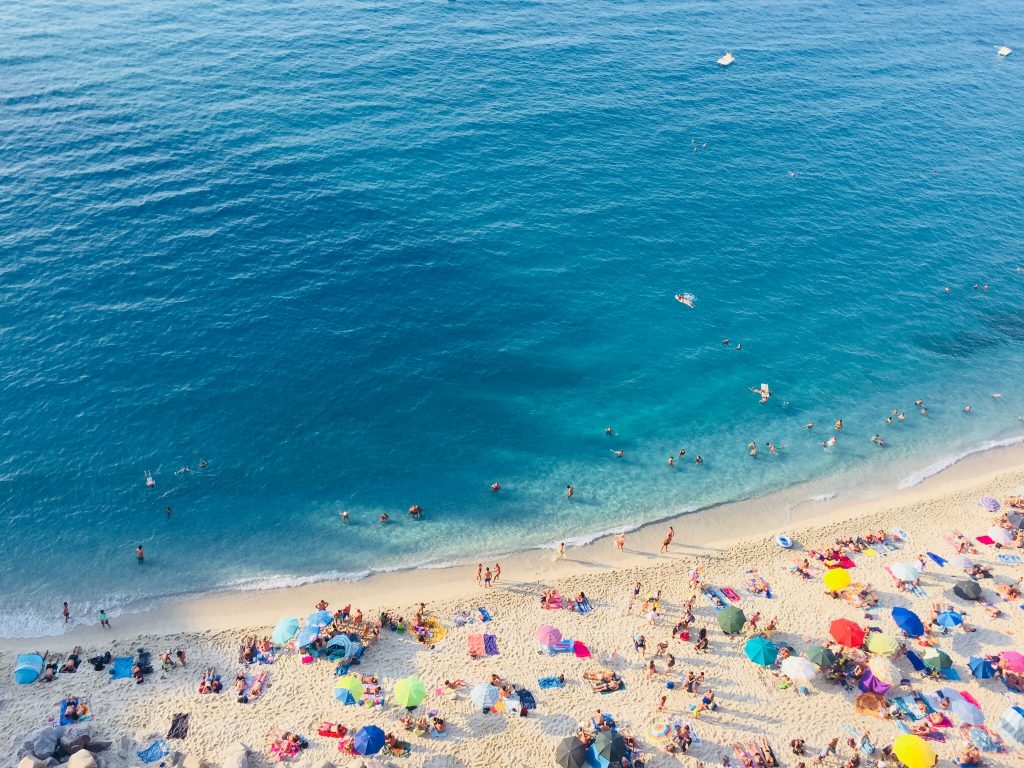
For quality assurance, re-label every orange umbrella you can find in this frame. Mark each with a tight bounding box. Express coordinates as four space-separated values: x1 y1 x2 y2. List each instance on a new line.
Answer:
830 618 865 647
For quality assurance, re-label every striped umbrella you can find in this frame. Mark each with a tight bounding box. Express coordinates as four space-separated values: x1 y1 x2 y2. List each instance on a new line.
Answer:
951 555 975 571
645 721 671 741
869 657 902 684
979 497 1001 512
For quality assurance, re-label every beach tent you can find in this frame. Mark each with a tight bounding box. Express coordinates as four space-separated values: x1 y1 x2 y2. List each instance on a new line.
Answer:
14 653 44 685
891 607 924 637
892 734 937 768
830 619 865 648
823 568 850 592
998 706 1024 746
555 736 589 768
744 637 778 667
334 675 363 705
968 656 995 679
780 656 816 683
591 732 627 767
393 676 426 709
271 618 299 645
923 648 952 670
536 625 561 646
866 633 900 655
953 581 981 600
717 606 745 634
470 683 500 710
352 725 385 756
804 645 836 666
306 610 333 629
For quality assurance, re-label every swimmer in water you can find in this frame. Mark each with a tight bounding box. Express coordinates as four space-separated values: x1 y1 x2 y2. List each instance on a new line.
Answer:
992 393 1003 399
145 471 155 488
678 448 686 457
914 400 923 407
491 482 501 493
198 459 208 468
871 435 886 447
822 436 837 449
176 466 191 474
668 456 674 466
886 416 893 425
964 405 972 413
408 505 422 519
340 510 350 523
722 338 730 345
605 427 614 435
834 419 843 430
920 408 927 415
805 422 814 430
566 484 574 499
748 441 758 458
735 343 742 350
694 455 703 464
767 442 778 456
379 513 390 523
611 449 624 458
944 287 951 293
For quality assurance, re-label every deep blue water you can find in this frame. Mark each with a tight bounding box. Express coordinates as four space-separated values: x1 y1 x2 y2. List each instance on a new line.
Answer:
2 0 1023 636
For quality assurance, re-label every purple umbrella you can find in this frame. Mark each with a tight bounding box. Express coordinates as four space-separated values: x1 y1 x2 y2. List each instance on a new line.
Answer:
979 497 1001 512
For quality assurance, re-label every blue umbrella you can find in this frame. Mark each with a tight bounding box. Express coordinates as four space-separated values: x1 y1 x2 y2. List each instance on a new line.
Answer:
969 656 995 679
271 617 299 645
353 725 385 755
470 683 500 709
306 610 333 629
936 611 962 628
295 625 320 648
891 607 924 637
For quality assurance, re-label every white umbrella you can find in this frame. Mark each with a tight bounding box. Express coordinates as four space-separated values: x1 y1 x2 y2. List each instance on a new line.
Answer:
869 657 902 684
890 562 921 582
780 656 817 683
470 683 500 708
988 526 1013 545
951 554 975 571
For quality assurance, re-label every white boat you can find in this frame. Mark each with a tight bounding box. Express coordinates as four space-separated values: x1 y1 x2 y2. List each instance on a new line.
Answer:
718 51 734 66
997 46 1012 57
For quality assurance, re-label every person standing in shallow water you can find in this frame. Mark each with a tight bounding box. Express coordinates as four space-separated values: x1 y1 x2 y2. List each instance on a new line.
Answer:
63 601 70 624
135 545 144 564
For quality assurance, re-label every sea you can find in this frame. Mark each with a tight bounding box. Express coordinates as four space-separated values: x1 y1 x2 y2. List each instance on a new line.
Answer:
1 0 1023 638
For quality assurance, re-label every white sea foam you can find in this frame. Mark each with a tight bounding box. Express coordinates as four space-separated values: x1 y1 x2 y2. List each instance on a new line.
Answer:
897 435 1024 489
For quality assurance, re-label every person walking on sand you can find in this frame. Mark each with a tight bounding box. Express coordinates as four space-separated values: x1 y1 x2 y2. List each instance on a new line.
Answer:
476 563 483 586
616 533 626 552
135 545 145 564
493 563 501 583
62 601 70 624
556 542 566 560
98 609 111 629
660 526 675 553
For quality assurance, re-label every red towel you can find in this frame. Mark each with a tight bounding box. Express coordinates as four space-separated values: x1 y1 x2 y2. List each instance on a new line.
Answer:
467 634 486 657
573 641 591 658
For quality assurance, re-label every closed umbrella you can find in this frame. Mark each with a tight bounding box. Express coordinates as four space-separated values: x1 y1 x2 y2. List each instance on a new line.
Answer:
804 645 836 667
352 726 385 756
866 633 900 655
979 496 1001 512
869 657 901 685
892 734 937 768
717 606 746 634
923 648 952 670
469 683 500 709
997 706 1024 746
744 636 778 667
307 610 334 629
935 611 962 628
891 607 924 637
393 676 426 709
954 580 982 600
1001 651 1024 673
823 568 851 592
271 617 299 645
988 526 1013 545
968 656 995 679
890 563 921 582
593 732 627 765
536 625 562 646
780 656 817 683
555 736 589 768
830 619 865 647
951 555 975 571
334 675 364 705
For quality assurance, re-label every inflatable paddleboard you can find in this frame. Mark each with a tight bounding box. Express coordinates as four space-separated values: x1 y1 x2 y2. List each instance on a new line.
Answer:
775 535 793 549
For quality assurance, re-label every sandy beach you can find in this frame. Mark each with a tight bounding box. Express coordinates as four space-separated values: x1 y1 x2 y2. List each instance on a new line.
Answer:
4 447 1024 768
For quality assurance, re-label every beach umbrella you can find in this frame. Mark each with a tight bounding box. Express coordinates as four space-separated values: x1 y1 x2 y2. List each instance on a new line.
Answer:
644 721 671 741
1001 651 1024 673
295 625 321 648
953 580 982 600
555 736 588 768
744 636 779 667
593 732 627 765
890 563 921 582
780 656 817 683
353 725 385 756
1009 512 1024 529
470 683 500 709
997 706 1024 746
951 555 975 571
892 734 937 768
717 606 746 635
968 656 995 679
923 648 952 670
804 645 836 667
979 496 1001 512
327 634 355 660
988 526 1013 545
935 611 962 628
393 676 426 709
858 670 891 695
866 633 900 655
306 610 334 629
869 657 901 685
823 568 851 592
855 693 886 718
334 674 364 705
891 607 924 637
950 698 984 725
536 625 561 646
271 617 299 645
830 619 865 648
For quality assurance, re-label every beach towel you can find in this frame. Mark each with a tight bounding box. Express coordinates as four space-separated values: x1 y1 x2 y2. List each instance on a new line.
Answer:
998 554 1023 565
599 681 625 695
318 725 347 738
538 676 564 689
721 587 741 602
927 552 947 567
167 713 190 739
976 536 995 546
59 698 92 725
843 724 875 754
703 591 725 612
893 696 927 721
667 717 702 745
483 634 500 656
110 657 134 680
518 688 537 711
137 740 170 764
478 607 492 622
547 638 574 655
575 598 593 614
896 720 911 734
573 641 591 659
834 557 857 569
862 548 878 557
710 587 731 605
467 634 485 658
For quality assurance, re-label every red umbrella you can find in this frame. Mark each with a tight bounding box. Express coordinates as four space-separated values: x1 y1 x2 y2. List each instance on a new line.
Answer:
830 619 865 647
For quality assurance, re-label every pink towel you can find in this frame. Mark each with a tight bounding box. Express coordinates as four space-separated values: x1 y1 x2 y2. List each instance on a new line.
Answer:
960 690 981 708
467 634 486 658
573 641 591 658
976 535 995 546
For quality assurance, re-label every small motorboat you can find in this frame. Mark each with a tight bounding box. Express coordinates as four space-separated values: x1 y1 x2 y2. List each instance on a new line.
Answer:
718 51 734 66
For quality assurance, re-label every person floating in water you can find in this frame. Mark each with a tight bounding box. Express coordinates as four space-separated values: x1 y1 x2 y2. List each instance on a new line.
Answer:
340 510 350 524
611 449 624 458
165 506 172 520
605 427 614 435
145 471 155 488
379 513 390 523
198 459 208 468
767 442 779 456
748 441 758 458
871 434 886 447
822 436 837 449
408 505 422 519
491 482 501 493
566 484 574 499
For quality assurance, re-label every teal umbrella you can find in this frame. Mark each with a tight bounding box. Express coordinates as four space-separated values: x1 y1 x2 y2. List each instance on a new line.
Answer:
717 606 746 634
923 648 952 670
271 617 299 645
744 636 779 666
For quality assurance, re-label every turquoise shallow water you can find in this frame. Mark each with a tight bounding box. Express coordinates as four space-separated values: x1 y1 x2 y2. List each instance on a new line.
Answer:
1 0 1023 636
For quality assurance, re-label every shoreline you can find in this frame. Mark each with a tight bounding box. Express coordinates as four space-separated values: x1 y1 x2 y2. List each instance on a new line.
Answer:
7 439 1024 650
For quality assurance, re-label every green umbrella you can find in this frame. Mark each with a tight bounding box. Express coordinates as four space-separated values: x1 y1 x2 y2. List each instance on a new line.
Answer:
393 676 427 708
717 605 746 634
804 645 837 666
923 648 952 670
744 636 779 666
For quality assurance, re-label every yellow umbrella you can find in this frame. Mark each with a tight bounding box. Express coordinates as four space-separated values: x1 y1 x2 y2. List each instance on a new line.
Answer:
866 633 900 655
892 734 937 768
823 568 851 592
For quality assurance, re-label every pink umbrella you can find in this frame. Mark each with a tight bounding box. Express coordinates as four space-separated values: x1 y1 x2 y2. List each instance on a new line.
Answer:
1001 651 1024 672
536 624 562 646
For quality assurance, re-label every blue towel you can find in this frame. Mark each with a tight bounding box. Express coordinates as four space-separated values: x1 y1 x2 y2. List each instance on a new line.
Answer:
927 552 947 567
538 676 564 689
905 650 926 672
575 599 593 614
547 639 574 655
998 554 1023 565
110 657 134 679
478 607 492 622
518 689 537 710
137 740 170 764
